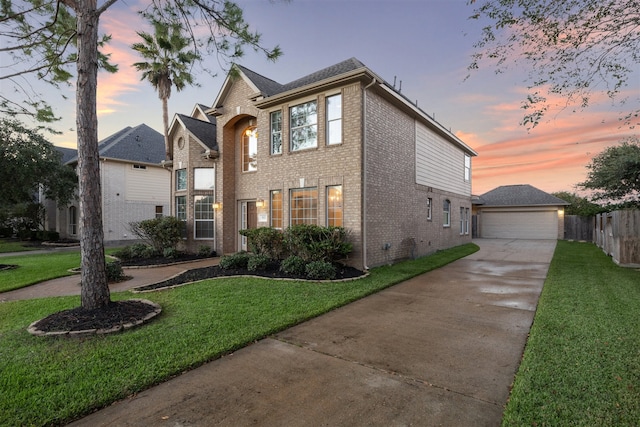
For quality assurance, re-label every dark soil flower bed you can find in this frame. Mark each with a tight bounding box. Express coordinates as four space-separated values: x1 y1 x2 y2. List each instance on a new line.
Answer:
0 264 18 271
118 253 214 267
135 263 366 292
30 300 159 333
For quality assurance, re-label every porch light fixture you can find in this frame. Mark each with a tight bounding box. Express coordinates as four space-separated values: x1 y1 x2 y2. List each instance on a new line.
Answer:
255 198 265 208
212 202 222 210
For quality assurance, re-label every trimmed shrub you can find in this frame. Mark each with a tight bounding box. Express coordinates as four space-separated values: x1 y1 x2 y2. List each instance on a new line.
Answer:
198 245 213 257
239 227 285 260
112 246 133 260
279 255 306 276
219 252 251 270
305 261 336 280
129 216 183 254
105 261 125 282
163 247 178 259
130 243 155 259
284 224 352 263
247 254 271 272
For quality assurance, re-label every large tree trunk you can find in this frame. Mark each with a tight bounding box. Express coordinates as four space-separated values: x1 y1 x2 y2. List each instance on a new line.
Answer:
76 0 110 309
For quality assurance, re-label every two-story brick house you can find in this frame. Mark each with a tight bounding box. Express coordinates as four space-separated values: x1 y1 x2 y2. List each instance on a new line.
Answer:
168 58 477 269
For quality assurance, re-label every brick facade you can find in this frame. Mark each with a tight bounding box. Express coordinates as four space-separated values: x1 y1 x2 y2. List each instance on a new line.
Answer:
170 59 476 269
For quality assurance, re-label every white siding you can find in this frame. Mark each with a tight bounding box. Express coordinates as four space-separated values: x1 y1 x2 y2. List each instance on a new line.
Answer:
126 165 171 202
415 122 471 196
101 161 170 243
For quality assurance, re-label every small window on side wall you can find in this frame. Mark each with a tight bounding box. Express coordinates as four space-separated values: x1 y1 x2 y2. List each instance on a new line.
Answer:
427 197 432 221
443 199 451 227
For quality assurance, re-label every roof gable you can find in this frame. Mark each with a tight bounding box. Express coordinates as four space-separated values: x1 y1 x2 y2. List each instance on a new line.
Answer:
175 114 217 151
68 124 165 165
478 185 570 207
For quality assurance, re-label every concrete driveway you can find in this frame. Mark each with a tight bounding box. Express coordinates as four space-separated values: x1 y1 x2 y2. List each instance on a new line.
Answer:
70 239 556 427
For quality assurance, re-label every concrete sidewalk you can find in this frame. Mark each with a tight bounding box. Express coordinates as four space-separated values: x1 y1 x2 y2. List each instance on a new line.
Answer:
67 238 556 427
0 258 218 301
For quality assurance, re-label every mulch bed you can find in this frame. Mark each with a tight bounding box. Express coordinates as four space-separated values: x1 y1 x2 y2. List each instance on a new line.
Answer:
30 300 158 333
118 253 212 267
135 262 366 292
0 264 18 271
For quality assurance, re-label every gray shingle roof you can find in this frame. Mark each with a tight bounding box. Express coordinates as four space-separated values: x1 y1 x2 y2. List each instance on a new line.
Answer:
477 185 570 206
67 124 165 165
177 114 217 150
281 57 366 92
236 65 284 97
238 57 367 98
55 146 77 164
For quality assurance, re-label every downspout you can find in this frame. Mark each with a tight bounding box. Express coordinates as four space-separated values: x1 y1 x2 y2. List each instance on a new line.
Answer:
362 77 377 270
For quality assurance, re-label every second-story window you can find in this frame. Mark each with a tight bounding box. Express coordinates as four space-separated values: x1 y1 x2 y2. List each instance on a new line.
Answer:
464 154 471 182
270 110 282 155
242 127 257 172
290 100 317 151
176 169 187 191
194 168 214 190
326 94 342 145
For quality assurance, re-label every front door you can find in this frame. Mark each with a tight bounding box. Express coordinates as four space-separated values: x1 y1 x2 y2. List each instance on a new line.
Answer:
239 201 257 251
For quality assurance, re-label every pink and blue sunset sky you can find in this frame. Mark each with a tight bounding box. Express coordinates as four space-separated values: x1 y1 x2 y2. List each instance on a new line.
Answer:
35 0 639 196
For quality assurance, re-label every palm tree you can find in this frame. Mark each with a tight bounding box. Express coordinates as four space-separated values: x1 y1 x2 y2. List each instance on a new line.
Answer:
132 21 200 160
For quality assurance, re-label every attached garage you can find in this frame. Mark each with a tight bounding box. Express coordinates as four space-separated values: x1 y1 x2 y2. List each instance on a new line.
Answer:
473 185 569 240
479 208 559 239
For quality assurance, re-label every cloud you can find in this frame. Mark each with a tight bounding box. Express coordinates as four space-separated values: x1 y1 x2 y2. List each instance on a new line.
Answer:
96 5 153 117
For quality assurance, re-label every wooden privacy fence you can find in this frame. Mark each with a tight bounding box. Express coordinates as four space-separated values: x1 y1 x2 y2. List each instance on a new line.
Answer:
593 209 640 268
564 215 593 241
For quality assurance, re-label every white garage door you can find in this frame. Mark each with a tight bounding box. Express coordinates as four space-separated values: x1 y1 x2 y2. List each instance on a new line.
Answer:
481 210 558 239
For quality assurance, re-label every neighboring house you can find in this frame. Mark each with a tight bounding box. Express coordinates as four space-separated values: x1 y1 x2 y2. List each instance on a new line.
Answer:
168 58 477 269
53 124 171 244
41 146 78 234
473 184 569 239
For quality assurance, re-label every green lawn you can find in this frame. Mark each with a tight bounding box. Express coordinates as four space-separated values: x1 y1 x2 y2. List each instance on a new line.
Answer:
0 239 38 254
0 248 123 293
0 252 81 292
0 243 478 427
502 240 640 426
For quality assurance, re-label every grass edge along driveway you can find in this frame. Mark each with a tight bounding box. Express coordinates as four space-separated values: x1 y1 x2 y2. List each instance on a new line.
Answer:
1 243 477 427
502 240 640 426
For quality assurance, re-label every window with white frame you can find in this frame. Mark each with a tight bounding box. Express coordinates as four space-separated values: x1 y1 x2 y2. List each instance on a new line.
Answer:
194 168 215 190
327 185 343 226
68 206 77 235
290 187 318 225
176 169 187 191
155 206 163 218
460 207 465 234
464 154 471 182
290 100 317 151
175 195 187 238
427 197 432 220
270 190 283 229
465 208 470 235
270 110 282 155
242 127 257 172
194 195 214 239
443 199 451 227
326 94 342 145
